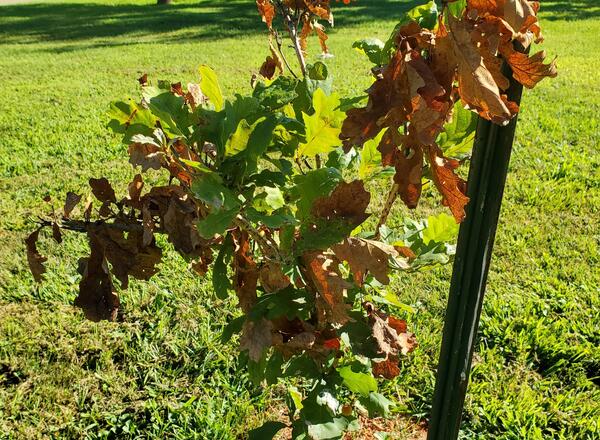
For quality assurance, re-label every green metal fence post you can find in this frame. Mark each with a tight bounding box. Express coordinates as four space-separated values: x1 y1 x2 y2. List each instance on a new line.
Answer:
427 59 525 440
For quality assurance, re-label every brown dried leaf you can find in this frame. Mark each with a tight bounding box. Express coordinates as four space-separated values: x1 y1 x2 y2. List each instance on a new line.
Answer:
185 82 205 110
366 303 417 359
303 252 351 325
259 262 291 293
233 230 259 313
128 174 144 205
75 235 119 322
388 130 424 209
445 14 517 124
256 0 275 29
260 41 285 80
89 225 162 290
63 192 82 218
52 222 62 244
89 177 117 204
331 237 398 287
500 46 557 89
426 145 469 223
170 82 184 96
25 229 47 283
311 180 370 227
372 355 401 379
161 191 208 256
128 142 165 172
83 196 93 222
240 318 274 362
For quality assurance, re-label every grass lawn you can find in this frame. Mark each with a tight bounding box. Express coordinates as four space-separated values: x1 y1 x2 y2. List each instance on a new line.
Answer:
1 0 599 438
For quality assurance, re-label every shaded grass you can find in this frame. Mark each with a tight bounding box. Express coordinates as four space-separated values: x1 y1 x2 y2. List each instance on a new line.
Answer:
1 0 599 439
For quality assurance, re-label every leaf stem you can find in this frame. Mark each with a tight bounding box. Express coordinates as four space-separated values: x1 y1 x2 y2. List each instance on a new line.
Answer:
374 183 399 239
275 0 307 76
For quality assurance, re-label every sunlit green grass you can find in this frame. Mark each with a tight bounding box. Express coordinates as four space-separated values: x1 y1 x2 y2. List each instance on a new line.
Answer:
1 0 599 439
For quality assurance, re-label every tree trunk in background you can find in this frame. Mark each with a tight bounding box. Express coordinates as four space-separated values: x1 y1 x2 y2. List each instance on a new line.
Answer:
157 0 172 4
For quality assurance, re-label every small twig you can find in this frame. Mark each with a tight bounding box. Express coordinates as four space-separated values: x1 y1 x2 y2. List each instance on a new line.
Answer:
39 218 145 234
295 157 306 174
274 30 299 79
373 183 399 239
315 154 322 169
275 0 307 76
234 215 284 263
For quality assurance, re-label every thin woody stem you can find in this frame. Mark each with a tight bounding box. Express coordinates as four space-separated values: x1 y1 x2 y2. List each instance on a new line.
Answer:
273 31 299 79
234 215 284 263
374 183 399 239
275 0 307 76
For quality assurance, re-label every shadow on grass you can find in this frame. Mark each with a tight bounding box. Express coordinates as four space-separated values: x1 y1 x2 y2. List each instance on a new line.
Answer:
1 0 595 51
539 0 600 21
0 0 412 49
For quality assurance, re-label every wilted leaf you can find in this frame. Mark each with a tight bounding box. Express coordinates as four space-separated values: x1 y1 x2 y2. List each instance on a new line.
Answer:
128 142 165 172
75 235 119 322
52 222 62 244
240 318 273 362
388 130 424 209
259 262 291 293
444 15 517 124
372 356 401 380
89 177 117 204
332 237 398 286
256 0 275 29
425 145 469 223
128 174 144 205
89 225 162 289
366 303 416 377
501 47 557 89
311 180 370 227
63 192 82 218
233 230 259 313
303 252 351 325
25 229 47 283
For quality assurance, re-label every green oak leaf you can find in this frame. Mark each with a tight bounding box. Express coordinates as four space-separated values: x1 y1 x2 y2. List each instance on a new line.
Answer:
248 421 287 440
358 129 388 180
422 212 459 245
253 76 299 110
199 64 224 111
359 392 394 418
191 173 239 210
447 0 467 17
437 102 477 159
225 117 266 157
212 234 233 300
196 207 238 238
307 417 349 440
352 38 385 66
338 365 378 397
220 315 244 343
297 89 345 157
